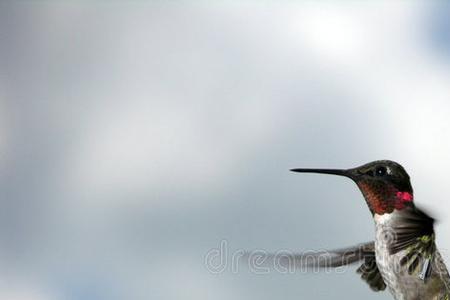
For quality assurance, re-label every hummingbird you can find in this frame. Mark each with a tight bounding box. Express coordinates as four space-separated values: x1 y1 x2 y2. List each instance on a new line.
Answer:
289 160 450 300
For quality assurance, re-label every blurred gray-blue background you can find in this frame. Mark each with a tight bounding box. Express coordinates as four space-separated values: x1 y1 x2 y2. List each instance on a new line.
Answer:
1 1 450 299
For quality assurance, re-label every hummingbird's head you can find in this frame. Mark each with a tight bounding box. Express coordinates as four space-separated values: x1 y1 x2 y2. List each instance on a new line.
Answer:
291 160 414 215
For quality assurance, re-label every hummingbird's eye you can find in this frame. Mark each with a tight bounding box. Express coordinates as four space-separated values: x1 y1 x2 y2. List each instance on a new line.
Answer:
375 166 387 176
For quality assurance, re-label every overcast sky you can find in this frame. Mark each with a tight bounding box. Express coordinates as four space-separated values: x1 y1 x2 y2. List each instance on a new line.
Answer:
0 1 450 300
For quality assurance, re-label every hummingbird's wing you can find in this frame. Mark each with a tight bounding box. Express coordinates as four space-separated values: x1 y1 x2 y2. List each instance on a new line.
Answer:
388 206 436 279
323 242 386 291
309 241 375 267
356 249 387 291
318 241 386 291
245 241 386 292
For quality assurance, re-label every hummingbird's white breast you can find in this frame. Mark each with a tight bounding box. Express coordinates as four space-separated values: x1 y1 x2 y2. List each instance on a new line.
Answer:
374 212 443 300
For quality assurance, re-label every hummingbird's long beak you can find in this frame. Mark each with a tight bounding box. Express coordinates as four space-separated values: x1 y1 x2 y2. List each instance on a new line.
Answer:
290 168 355 179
